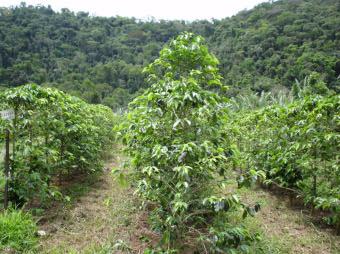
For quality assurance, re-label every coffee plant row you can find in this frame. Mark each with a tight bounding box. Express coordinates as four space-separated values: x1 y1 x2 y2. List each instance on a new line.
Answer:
121 33 260 253
226 93 339 232
0 84 116 205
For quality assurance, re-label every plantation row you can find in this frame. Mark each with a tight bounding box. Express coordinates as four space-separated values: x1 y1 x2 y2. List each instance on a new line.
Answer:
0 84 116 205
226 93 340 231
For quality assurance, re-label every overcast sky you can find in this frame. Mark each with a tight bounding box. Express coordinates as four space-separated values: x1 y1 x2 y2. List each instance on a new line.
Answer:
1 0 268 21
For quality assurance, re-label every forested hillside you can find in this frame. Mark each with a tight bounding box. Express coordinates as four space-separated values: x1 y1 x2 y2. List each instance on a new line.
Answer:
0 0 339 109
211 0 340 94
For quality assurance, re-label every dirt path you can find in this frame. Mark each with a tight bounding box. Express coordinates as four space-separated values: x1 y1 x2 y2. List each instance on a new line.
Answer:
37 151 157 254
36 151 340 253
237 186 340 254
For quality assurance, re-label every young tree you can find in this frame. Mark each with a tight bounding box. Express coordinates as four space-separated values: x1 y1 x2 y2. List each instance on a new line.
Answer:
123 33 256 253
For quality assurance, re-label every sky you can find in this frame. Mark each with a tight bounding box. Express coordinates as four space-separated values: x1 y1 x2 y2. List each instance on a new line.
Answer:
1 0 268 21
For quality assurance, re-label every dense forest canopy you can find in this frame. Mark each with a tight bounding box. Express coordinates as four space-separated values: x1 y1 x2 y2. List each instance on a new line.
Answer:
0 0 339 109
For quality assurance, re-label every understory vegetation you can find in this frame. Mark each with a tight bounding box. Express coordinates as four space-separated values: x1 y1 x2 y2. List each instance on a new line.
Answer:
0 209 37 251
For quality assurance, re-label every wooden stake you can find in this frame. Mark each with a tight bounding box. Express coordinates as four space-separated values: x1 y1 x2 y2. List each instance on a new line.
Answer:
4 129 10 209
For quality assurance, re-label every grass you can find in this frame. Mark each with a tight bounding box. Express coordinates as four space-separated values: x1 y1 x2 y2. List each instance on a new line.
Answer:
0 209 38 252
235 185 340 254
22 147 340 253
37 147 155 253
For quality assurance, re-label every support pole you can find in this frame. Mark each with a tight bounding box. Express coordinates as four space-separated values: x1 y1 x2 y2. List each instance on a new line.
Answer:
4 129 10 209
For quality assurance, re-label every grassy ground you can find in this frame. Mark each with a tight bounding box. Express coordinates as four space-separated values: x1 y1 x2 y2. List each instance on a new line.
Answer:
236 186 340 254
34 150 340 253
36 148 157 253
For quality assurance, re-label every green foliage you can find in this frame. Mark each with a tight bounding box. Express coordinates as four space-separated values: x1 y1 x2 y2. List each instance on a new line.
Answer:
229 89 294 112
0 209 38 252
211 0 339 94
0 172 5 202
122 32 257 252
293 72 331 98
0 84 116 205
227 90 340 231
0 0 339 105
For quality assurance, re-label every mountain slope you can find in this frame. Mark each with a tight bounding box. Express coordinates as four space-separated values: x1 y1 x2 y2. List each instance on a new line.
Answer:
209 0 340 94
0 0 338 109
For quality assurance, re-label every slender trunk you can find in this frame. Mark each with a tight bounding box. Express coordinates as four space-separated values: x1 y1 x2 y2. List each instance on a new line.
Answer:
59 137 64 185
